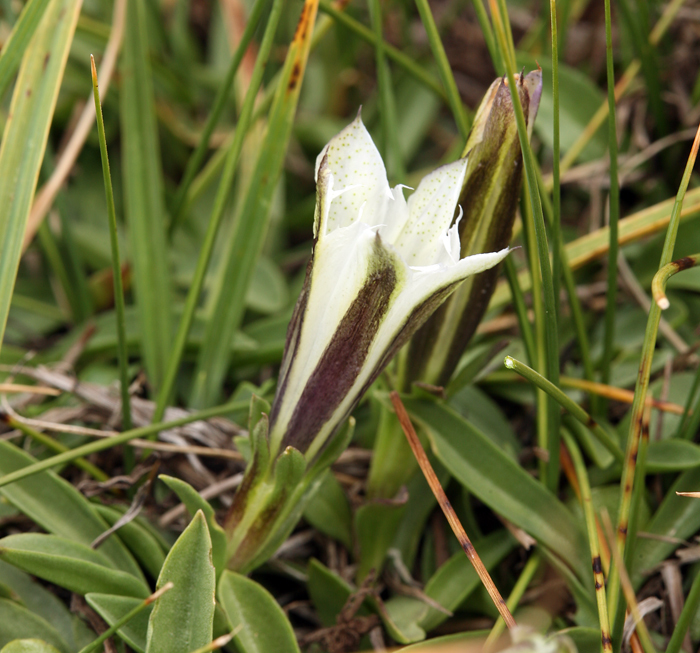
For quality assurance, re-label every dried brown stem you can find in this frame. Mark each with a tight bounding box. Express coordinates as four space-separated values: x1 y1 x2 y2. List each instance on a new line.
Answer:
389 391 516 630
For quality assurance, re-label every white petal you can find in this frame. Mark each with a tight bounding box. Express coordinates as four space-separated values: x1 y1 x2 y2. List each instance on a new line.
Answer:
394 158 468 266
314 115 390 233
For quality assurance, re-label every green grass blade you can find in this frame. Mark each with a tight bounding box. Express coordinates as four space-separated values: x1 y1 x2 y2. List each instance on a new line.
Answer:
120 0 173 392
368 0 404 180
152 0 287 423
414 0 470 140
490 0 560 491
0 0 52 99
561 432 612 653
549 0 561 324
168 0 271 233
190 0 320 408
600 0 621 402
0 0 83 356
91 55 133 434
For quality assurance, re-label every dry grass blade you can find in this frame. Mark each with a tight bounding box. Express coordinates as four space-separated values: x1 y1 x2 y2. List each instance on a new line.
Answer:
389 391 516 630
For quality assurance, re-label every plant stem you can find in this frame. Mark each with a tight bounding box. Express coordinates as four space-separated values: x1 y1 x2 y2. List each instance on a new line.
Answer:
91 54 132 436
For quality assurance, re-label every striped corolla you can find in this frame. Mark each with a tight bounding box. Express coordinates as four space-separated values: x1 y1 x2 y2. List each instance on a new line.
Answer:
268 115 510 461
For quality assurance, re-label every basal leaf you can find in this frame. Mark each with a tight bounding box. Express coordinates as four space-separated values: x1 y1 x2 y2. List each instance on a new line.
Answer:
146 511 215 653
217 570 300 653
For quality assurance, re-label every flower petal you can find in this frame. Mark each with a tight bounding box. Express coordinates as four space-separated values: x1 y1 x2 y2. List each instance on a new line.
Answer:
394 158 468 266
314 114 390 234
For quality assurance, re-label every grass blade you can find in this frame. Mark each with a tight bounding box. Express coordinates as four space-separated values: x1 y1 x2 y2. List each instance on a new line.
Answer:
91 55 132 433
0 0 83 356
190 0 320 408
120 0 173 392
0 0 52 99
489 0 561 491
600 0 621 401
414 0 470 140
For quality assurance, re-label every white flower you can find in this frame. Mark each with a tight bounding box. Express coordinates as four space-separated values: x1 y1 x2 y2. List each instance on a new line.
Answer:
268 115 509 461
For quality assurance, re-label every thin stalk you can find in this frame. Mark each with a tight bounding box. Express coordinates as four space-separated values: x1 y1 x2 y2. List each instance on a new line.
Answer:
601 0 621 401
318 0 446 101
609 123 700 633
151 0 286 424
0 399 249 489
8 417 108 481
521 190 549 484
562 432 612 653
77 583 174 653
504 356 624 463
490 0 560 491
601 510 658 653
414 0 470 140
536 168 595 388
503 256 536 366
368 0 404 180
549 0 561 322
390 391 517 630
168 0 270 233
91 55 132 435
485 552 540 646
665 549 700 653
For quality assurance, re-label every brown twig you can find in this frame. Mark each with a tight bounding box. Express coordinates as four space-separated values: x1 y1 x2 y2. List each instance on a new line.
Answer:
389 391 517 630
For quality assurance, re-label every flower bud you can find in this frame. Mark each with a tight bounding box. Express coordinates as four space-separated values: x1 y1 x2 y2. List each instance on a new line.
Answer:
403 70 543 387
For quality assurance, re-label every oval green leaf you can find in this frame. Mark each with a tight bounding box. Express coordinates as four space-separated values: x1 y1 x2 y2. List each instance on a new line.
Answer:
217 570 300 653
146 511 215 653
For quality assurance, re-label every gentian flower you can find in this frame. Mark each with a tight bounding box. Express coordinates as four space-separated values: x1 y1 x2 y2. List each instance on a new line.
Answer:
268 115 510 462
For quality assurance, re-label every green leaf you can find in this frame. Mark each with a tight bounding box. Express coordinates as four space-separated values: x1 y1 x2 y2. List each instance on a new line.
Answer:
0 441 144 580
120 0 173 390
146 511 215 653
404 398 587 576
0 599 70 652
303 471 352 549
0 560 87 650
0 534 149 598
246 257 290 314
93 506 167 581
0 640 63 653
86 594 150 653
0 0 52 99
217 570 301 653
631 465 700 587
646 440 700 472
158 476 226 579
0 0 82 355
307 558 361 627
355 498 407 582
